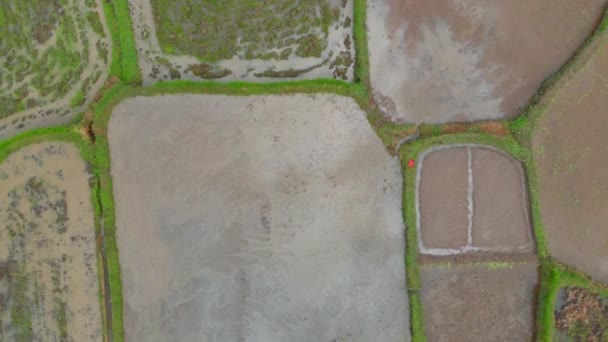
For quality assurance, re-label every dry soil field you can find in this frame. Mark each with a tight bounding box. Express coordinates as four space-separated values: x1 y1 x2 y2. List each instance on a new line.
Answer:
108 94 409 341
420 263 538 341
0 142 101 341
367 0 608 123
0 0 111 139
129 0 355 84
533 33 608 285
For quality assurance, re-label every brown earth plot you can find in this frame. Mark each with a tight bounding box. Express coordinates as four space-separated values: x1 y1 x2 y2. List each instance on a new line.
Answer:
533 32 608 285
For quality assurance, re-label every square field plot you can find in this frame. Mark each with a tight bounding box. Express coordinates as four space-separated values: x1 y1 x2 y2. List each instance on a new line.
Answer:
109 94 409 341
421 263 538 341
129 0 355 83
0 0 111 139
417 145 534 259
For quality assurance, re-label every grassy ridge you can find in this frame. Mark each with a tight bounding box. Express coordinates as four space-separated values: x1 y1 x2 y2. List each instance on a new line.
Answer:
102 0 142 83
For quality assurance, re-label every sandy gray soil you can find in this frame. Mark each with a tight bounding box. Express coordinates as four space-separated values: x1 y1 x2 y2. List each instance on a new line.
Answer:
0 0 111 140
129 0 355 84
420 263 538 342
533 35 608 285
417 145 533 256
367 0 608 123
0 142 101 341
109 94 409 341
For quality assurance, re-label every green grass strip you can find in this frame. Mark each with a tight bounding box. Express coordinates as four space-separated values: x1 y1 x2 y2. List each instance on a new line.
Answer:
353 0 370 86
103 0 142 84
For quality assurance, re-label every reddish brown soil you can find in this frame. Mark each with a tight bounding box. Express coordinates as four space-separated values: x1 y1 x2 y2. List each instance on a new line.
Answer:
420 263 538 341
533 37 608 285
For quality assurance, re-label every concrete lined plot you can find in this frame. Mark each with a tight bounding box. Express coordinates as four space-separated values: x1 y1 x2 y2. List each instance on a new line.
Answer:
417 145 533 256
367 0 608 123
109 94 410 341
0 142 102 341
533 37 608 285
420 263 538 341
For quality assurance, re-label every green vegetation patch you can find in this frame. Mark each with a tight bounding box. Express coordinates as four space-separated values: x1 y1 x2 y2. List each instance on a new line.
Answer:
0 0 109 123
151 0 334 62
555 286 608 340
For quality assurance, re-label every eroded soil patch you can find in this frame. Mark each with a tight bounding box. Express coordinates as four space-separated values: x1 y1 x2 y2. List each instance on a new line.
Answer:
109 94 409 341
0 0 111 139
367 0 608 123
129 0 355 83
0 142 101 341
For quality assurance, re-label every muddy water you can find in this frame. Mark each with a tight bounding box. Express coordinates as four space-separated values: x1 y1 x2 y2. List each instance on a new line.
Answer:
368 0 608 123
0 142 101 341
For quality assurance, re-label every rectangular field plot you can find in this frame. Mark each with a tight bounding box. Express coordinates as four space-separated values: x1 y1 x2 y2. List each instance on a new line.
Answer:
420 263 537 341
130 0 355 83
0 0 111 140
0 142 102 341
109 94 409 341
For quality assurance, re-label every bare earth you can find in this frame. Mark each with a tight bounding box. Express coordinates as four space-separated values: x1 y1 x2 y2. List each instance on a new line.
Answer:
0 142 102 341
420 263 538 342
533 35 608 285
109 94 410 341
367 0 608 123
417 145 533 257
